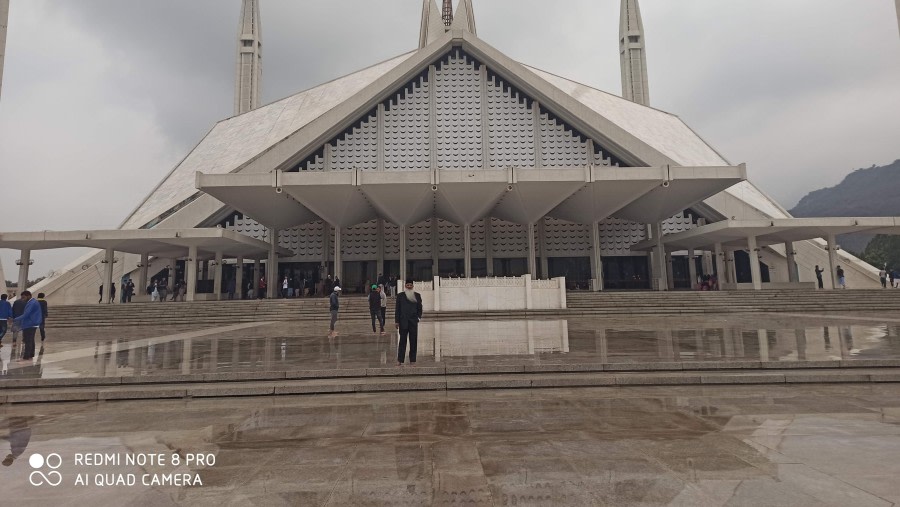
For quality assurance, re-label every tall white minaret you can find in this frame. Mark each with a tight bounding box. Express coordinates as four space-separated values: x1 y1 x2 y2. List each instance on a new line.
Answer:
619 0 650 106
0 0 9 100
234 0 262 115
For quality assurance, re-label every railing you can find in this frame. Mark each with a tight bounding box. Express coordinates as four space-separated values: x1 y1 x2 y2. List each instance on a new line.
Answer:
532 279 560 289
440 277 526 288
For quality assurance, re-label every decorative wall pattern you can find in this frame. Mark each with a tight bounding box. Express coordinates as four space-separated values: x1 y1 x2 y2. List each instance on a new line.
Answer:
539 108 590 167
487 73 535 167
331 111 378 171
490 218 527 257
543 218 591 257
385 73 431 171
438 219 464 257
435 50 482 169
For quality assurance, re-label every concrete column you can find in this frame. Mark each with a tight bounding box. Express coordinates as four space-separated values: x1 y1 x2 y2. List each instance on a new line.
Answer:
166 260 175 294
17 249 31 295
235 256 244 299
138 253 149 294
527 222 537 279
702 251 713 277
714 243 726 287
400 225 408 282
431 219 439 277
665 252 675 291
213 251 223 300
826 234 838 290
433 276 441 311
333 226 342 281
0 257 7 300
376 219 385 277
748 235 762 290
688 249 698 290
267 228 279 298
322 223 331 277
186 246 198 302
727 250 738 285
201 261 209 282
785 242 798 283
102 248 113 304
653 222 667 291
524 274 533 309
538 219 549 279
485 218 494 276
590 221 603 291
463 224 472 278
253 259 261 296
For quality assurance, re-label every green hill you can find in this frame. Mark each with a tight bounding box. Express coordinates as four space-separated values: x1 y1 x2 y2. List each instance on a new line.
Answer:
789 159 900 254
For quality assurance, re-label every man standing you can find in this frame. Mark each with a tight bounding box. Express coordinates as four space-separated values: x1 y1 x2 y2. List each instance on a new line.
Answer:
12 291 42 361
837 266 846 289
395 279 423 366
37 293 48 343
880 266 888 288
10 296 24 343
328 286 341 338
98 284 103 304
814 265 824 289
109 283 116 304
258 275 267 299
379 284 387 336
368 284 385 335
227 277 236 300
0 294 11 344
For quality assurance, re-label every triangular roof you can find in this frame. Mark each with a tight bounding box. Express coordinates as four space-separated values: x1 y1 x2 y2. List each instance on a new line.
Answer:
123 29 753 232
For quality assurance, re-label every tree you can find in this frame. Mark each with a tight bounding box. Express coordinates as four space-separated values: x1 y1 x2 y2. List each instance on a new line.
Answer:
861 235 900 271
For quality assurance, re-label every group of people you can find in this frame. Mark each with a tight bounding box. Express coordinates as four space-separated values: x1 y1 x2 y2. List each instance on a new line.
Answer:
327 278 423 366
0 291 48 362
814 264 849 289
878 266 900 289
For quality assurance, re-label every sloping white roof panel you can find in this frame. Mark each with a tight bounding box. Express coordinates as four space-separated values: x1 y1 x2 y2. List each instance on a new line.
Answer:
523 66 729 168
121 52 416 229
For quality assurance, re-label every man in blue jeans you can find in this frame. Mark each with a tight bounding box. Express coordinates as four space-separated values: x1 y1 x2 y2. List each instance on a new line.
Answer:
12 291 43 361
0 294 11 344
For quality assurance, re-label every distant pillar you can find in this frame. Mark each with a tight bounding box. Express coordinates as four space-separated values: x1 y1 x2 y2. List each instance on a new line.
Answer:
727 249 738 285
431 219 439 277
0 256 8 299
235 256 244 299
714 243 726 286
485 218 494 276
333 226 342 281
653 222 667 291
376 219 385 278
527 222 537 280
213 251 224 300
201 261 209 282
826 233 839 290
167 260 175 294
702 251 713 277
538 219 549 279
590 221 603 291
688 249 698 290
186 246 198 302
400 225 408 282
17 249 32 296
322 223 331 278
102 249 113 304
138 254 149 295
748 235 762 290
665 252 675 291
253 259 261 297
785 242 798 283
267 228 279 298
463 223 472 278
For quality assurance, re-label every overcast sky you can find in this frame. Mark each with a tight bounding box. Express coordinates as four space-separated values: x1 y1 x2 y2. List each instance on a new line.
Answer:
1 0 899 279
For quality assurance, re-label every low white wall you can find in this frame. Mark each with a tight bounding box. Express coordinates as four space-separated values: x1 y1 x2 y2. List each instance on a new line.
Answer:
407 276 566 312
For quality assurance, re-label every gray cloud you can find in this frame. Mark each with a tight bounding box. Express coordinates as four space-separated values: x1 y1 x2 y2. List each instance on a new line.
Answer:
1 0 899 278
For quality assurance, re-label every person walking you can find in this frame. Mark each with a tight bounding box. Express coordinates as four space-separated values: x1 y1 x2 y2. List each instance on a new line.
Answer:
379 284 387 336
151 281 160 302
893 269 899 289
814 265 824 289
11 296 25 344
37 293 48 343
12 291 42 362
98 284 104 304
282 276 289 299
395 279 423 366
258 276 267 299
368 284 385 334
880 266 888 288
227 277 236 300
836 265 846 289
126 280 135 303
109 283 116 304
328 286 341 338
0 294 12 345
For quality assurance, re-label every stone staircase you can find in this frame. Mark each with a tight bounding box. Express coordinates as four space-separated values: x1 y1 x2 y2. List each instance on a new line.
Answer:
42 289 900 328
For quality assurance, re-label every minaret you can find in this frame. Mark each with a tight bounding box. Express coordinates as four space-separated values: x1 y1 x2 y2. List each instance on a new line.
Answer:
442 0 453 27
0 0 9 100
234 0 262 115
619 0 650 106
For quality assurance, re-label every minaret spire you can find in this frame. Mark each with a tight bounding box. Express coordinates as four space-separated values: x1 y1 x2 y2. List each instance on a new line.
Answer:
234 0 262 115
451 0 477 35
419 0 444 48
442 0 453 27
0 0 9 101
619 0 650 106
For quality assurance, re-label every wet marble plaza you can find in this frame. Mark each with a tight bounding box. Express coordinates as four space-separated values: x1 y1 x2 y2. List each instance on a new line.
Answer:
1 312 900 379
2 312 900 505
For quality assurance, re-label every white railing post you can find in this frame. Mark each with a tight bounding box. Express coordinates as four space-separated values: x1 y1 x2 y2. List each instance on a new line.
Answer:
433 275 441 312
524 274 533 310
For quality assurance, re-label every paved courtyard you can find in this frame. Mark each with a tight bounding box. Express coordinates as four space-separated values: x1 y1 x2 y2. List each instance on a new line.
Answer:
1 384 900 506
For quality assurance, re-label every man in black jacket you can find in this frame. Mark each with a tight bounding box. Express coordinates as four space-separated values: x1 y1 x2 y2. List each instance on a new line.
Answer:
368 285 385 334
11 297 25 343
395 279 423 366
37 293 48 342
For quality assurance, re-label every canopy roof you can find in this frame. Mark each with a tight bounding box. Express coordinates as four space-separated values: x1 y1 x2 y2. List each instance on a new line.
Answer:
631 217 900 252
0 228 292 260
197 165 746 228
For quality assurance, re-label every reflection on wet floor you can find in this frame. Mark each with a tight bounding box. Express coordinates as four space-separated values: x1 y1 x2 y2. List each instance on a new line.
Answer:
1 314 900 380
